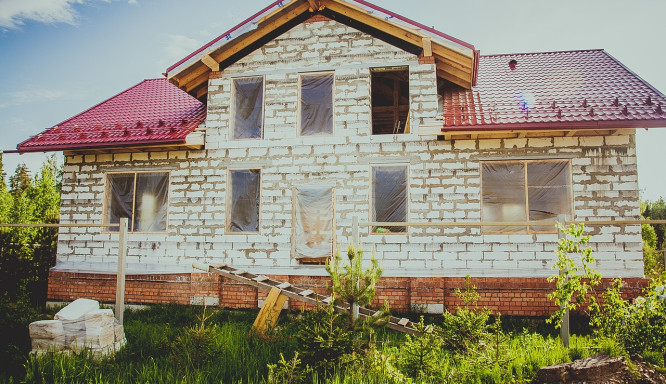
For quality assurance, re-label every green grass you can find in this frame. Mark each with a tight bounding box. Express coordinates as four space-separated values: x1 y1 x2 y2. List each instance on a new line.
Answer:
6 304 659 384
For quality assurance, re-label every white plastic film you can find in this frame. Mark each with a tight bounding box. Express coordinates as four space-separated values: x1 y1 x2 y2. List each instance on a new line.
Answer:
229 169 261 233
133 172 169 232
527 160 571 232
106 174 134 232
300 73 333 136
233 76 263 139
294 186 333 259
106 172 169 233
372 166 407 233
481 162 526 233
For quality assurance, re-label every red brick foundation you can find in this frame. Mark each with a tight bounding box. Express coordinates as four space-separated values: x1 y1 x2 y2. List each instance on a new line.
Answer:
47 271 649 316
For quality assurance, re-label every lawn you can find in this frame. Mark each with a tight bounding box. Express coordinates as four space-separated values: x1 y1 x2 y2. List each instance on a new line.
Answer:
3 303 608 384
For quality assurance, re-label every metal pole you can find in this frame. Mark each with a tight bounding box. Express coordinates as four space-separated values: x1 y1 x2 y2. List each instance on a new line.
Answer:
115 218 128 325
557 214 570 347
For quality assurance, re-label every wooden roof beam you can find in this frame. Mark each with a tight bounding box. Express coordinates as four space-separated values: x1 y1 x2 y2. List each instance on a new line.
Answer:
201 54 219 71
436 68 471 89
307 0 323 12
210 2 311 65
422 37 432 57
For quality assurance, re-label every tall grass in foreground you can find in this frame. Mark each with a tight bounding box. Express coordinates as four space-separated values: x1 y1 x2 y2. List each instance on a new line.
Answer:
20 305 609 384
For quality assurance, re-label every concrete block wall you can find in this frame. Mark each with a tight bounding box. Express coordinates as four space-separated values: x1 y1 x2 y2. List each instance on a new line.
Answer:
51 19 646 312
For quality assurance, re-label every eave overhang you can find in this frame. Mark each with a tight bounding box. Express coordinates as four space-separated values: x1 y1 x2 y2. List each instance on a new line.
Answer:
166 0 477 100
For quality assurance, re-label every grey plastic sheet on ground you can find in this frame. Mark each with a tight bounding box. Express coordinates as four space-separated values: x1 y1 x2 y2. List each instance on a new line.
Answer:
293 186 333 259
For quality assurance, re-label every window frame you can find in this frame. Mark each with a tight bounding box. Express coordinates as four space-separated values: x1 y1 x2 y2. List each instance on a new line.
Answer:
230 75 265 140
369 164 410 235
102 170 171 234
370 66 411 135
226 168 262 234
297 71 335 137
480 159 574 234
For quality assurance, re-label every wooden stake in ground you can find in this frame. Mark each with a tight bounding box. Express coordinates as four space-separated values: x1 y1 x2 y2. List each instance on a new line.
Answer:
116 217 128 325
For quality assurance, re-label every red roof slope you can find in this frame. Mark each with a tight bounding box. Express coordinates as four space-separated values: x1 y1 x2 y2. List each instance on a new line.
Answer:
16 79 206 153
441 49 666 131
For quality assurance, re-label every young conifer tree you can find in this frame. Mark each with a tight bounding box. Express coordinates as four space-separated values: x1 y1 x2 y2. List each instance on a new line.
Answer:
326 244 382 327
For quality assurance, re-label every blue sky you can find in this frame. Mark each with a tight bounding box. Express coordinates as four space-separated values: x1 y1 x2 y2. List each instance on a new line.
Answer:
1 0 665 200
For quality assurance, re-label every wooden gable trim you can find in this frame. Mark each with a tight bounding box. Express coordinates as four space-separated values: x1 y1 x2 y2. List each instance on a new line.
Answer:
169 0 476 98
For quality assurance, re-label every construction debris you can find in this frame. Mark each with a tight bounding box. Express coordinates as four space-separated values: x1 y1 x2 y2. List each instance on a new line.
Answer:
29 298 125 357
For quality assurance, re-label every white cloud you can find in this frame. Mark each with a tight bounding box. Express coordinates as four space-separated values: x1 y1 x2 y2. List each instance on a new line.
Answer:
127 0 137 4
0 0 124 29
11 87 65 104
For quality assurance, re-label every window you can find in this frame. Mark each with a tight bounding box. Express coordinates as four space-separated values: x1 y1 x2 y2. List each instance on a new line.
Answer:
105 172 169 233
371 165 408 233
371 67 409 134
228 169 261 233
481 160 572 233
299 72 333 136
232 76 263 139
293 186 334 262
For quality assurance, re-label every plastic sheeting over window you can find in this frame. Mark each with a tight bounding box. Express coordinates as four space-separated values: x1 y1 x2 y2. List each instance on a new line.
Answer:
233 77 263 139
372 166 408 233
228 169 260 233
300 73 333 136
293 186 333 259
106 172 169 233
481 160 571 233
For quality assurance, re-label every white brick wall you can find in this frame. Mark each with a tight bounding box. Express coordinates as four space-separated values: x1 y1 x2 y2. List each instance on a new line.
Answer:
55 20 644 279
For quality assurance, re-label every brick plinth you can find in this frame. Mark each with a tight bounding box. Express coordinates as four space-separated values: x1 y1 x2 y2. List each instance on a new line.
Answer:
47 271 649 317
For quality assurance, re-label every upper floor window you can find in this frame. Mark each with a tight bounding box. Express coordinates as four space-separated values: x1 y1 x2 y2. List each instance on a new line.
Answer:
232 76 264 139
481 159 572 233
228 169 261 233
105 172 169 233
371 67 409 134
299 72 333 136
371 165 408 233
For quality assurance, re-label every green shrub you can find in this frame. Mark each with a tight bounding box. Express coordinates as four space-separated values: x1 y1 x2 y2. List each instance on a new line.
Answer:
398 316 443 381
438 276 491 352
171 307 223 371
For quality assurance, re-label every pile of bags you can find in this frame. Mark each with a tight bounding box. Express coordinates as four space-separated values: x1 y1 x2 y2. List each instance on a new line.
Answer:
29 298 125 356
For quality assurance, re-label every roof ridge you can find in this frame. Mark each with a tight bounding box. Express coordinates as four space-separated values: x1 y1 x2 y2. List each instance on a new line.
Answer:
480 48 604 58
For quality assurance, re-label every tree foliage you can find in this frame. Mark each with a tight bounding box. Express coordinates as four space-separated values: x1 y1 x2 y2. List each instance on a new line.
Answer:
0 154 62 305
547 222 601 328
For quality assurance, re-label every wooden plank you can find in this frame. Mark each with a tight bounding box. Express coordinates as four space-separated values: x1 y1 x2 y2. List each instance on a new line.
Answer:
325 0 425 47
232 270 248 275
211 2 311 65
299 289 314 296
254 275 269 282
436 68 471 89
306 0 321 11
276 282 291 289
398 318 410 326
422 37 432 57
252 287 288 336
185 72 211 92
201 54 219 71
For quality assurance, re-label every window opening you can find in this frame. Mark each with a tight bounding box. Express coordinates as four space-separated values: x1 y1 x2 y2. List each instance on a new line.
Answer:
481 160 572 233
228 169 261 233
105 172 169 233
293 186 334 263
371 67 410 134
232 76 263 139
372 165 408 233
299 72 333 136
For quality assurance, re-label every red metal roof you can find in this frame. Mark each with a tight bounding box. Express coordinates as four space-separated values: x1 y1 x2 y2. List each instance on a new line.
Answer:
16 79 206 153
441 49 666 132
